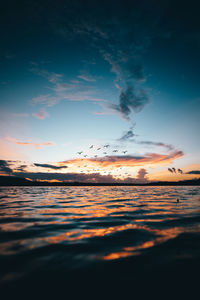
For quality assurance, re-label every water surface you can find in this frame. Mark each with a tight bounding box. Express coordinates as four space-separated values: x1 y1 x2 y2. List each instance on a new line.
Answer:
0 186 200 297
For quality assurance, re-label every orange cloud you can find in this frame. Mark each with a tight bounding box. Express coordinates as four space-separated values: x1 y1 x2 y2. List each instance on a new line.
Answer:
7 136 55 149
60 150 184 169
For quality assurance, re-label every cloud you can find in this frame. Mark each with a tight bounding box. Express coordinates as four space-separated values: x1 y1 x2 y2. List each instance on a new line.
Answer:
0 160 13 174
108 85 149 121
12 170 148 184
77 70 96 82
118 130 176 152
12 171 115 183
62 150 184 169
30 67 64 84
34 163 68 170
31 69 107 107
49 4 158 121
137 141 174 151
31 94 60 107
137 168 148 182
7 136 55 149
118 128 135 141
14 165 28 172
186 170 200 175
32 110 49 120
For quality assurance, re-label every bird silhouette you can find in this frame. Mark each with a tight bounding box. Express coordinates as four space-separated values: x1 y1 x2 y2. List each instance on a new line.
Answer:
122 151 127 154
103 152 107 154
113 150 118 153
97 147 101 150
77 151 83 155
89 145 94 149
94 155 98 158
104 144 109 148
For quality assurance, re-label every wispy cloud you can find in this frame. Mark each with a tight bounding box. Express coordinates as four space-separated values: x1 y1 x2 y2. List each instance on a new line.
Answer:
30 67 107 107
30 67 64 84
77 70 96 82
7 136 55 149
108 86 149 121
136 140 175 151
32 110 49 120
31 94 60 107
118 127 136 141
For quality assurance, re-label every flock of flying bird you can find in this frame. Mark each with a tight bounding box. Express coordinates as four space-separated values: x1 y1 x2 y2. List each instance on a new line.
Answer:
75 144 184 177
75 144 130 177
77 144 127 157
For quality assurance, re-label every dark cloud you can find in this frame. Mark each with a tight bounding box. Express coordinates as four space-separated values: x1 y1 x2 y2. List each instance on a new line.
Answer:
137 168 148 182
110 86 149 120
137 141 174 151
15 165 28 172
12 171 139 183
186 170 200 175
34 163 68 170
0 160 13 174
118 127 135 141
49 1 159 121
12 170 150 184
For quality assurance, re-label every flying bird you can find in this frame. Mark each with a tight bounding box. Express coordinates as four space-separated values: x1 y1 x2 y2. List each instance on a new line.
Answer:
122 151 127 154
89 145 94 149
104 144 109 148
103 152 107 155
97 147 101 150
77 151 83 155
113 150 118 152
172 167 176 173
94 155 98 158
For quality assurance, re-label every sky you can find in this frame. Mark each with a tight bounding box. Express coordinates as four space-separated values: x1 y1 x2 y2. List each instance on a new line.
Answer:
0 0 200 183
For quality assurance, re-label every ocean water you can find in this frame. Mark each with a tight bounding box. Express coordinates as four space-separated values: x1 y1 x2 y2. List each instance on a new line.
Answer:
0 186 200 298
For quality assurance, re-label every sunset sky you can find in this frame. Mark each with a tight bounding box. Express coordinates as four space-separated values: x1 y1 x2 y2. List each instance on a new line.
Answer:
0 0 200 182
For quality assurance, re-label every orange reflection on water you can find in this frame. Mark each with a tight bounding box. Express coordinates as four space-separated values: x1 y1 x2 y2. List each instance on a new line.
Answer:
39 223 145 243
0 186 199 260
102 226 192 260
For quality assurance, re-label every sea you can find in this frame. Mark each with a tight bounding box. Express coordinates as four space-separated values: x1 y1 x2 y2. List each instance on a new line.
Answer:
0 186 200 298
